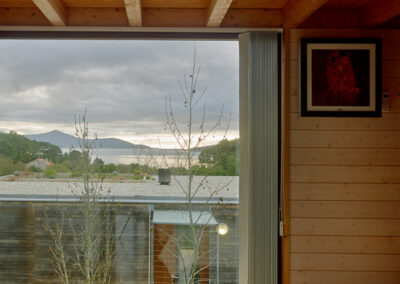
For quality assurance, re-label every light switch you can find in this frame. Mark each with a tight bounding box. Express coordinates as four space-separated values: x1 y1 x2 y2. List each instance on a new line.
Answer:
382 92 390 112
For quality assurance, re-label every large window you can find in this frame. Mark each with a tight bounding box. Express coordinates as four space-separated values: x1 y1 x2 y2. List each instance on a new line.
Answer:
0 38 239 283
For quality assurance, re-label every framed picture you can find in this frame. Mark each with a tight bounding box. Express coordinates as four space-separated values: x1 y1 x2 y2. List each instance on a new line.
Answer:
300 38 382 117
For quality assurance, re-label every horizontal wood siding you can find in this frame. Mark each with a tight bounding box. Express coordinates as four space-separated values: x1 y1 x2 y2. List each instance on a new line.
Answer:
0 202 239 283
289 29 400 283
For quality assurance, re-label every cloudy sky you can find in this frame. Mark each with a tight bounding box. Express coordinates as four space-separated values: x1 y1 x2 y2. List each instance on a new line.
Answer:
0 39 238 148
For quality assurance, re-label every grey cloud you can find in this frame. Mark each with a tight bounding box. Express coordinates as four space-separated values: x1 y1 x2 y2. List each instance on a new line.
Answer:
0 40 238 140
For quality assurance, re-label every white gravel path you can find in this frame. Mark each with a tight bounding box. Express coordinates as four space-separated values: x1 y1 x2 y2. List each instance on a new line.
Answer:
0 176 238 199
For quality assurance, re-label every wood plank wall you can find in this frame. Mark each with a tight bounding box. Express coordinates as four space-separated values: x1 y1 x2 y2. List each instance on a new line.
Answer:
154 224 176 283
288 29 400 284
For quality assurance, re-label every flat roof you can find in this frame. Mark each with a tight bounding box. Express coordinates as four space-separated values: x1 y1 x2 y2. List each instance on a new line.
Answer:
0 176 239 203
153 210 218 225
0 194 238 205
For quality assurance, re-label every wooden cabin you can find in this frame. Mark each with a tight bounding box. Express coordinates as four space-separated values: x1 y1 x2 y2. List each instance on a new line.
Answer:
0 0 399 283
0 199 238 283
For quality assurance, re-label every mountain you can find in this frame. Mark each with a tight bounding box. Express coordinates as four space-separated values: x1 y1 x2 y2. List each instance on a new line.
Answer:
25 130 150 149
26 130 76 148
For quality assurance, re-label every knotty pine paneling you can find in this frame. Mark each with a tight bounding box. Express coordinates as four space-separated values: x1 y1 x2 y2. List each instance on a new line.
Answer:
289 29 400 283
291 271 400 284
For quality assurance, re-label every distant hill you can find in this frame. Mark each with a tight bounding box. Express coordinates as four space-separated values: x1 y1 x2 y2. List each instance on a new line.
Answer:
25 130 150 149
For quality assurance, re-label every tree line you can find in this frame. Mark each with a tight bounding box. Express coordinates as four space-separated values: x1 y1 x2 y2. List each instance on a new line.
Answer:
0 131 239 177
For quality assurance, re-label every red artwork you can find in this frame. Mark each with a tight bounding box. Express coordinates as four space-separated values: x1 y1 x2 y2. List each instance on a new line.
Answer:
301 38 381 117
326 51 360 106
311 49 370 107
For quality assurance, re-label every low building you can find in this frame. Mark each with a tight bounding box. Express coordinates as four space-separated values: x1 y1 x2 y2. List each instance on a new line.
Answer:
25 159 52 171
0 197 239 283
0 176 239 283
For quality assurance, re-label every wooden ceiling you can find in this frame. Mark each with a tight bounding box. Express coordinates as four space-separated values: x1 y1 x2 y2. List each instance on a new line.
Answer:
0 0 398 29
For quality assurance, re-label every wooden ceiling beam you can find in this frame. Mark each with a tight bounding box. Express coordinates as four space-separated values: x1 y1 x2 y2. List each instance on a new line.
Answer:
207 0 234 27
0 7 283 28
282 0 329 28
361 0 400 27
124 0 142 26
32 0 67 26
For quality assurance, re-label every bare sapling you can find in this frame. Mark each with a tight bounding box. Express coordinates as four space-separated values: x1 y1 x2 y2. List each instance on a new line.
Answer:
159 50 233 284
47 110 116 284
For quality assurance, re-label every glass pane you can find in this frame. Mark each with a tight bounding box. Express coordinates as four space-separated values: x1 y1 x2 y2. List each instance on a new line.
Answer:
0 39 239 283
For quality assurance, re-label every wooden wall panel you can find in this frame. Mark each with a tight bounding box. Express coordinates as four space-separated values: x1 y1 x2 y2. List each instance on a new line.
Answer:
290 112 400 129
291 218 400 236
291 271 400 284
153 224 177 284
291 131 400 148
291 165 400 183
291 201 400 218
289 29 400 283
290 183 400 201
291 94 400 115
291 236 400 254
291 253 400 271
291 148 400 165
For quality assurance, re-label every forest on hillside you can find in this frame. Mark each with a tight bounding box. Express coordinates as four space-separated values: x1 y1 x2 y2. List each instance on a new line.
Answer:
0 132 239 177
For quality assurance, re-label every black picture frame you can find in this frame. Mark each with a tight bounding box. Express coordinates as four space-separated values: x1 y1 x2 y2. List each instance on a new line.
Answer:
300 38 382 117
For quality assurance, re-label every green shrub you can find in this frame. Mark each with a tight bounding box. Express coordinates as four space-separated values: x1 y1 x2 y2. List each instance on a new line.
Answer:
0 157 14 176
116 164 131 174
29 166 43 173
103 163 117 173
14 162 25 172
49 163 70 173
44 169 56 179
107 172 117 178
71 171 82 178
61 160 74 171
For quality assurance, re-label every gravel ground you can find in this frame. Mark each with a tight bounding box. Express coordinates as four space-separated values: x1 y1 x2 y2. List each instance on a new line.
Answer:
0 176 238 199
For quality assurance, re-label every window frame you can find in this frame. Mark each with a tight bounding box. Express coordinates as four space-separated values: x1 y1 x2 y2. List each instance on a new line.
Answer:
0 27 283 284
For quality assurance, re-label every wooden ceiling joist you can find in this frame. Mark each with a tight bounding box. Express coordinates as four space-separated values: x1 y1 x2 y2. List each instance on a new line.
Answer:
124 0 142 27
0 0 399 29
32 0 67 26
362 0 400 27
282 0 328 28
207 0 233 27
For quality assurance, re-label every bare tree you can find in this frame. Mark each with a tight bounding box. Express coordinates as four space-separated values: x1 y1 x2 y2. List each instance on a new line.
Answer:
158 50 233 284
47 110 116 284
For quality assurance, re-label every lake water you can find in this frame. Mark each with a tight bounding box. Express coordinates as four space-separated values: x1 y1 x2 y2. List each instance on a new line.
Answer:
62 148 199 166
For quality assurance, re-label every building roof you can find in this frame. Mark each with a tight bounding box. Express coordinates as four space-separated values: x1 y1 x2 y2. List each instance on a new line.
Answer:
0 176 239 204
153 210 218 225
